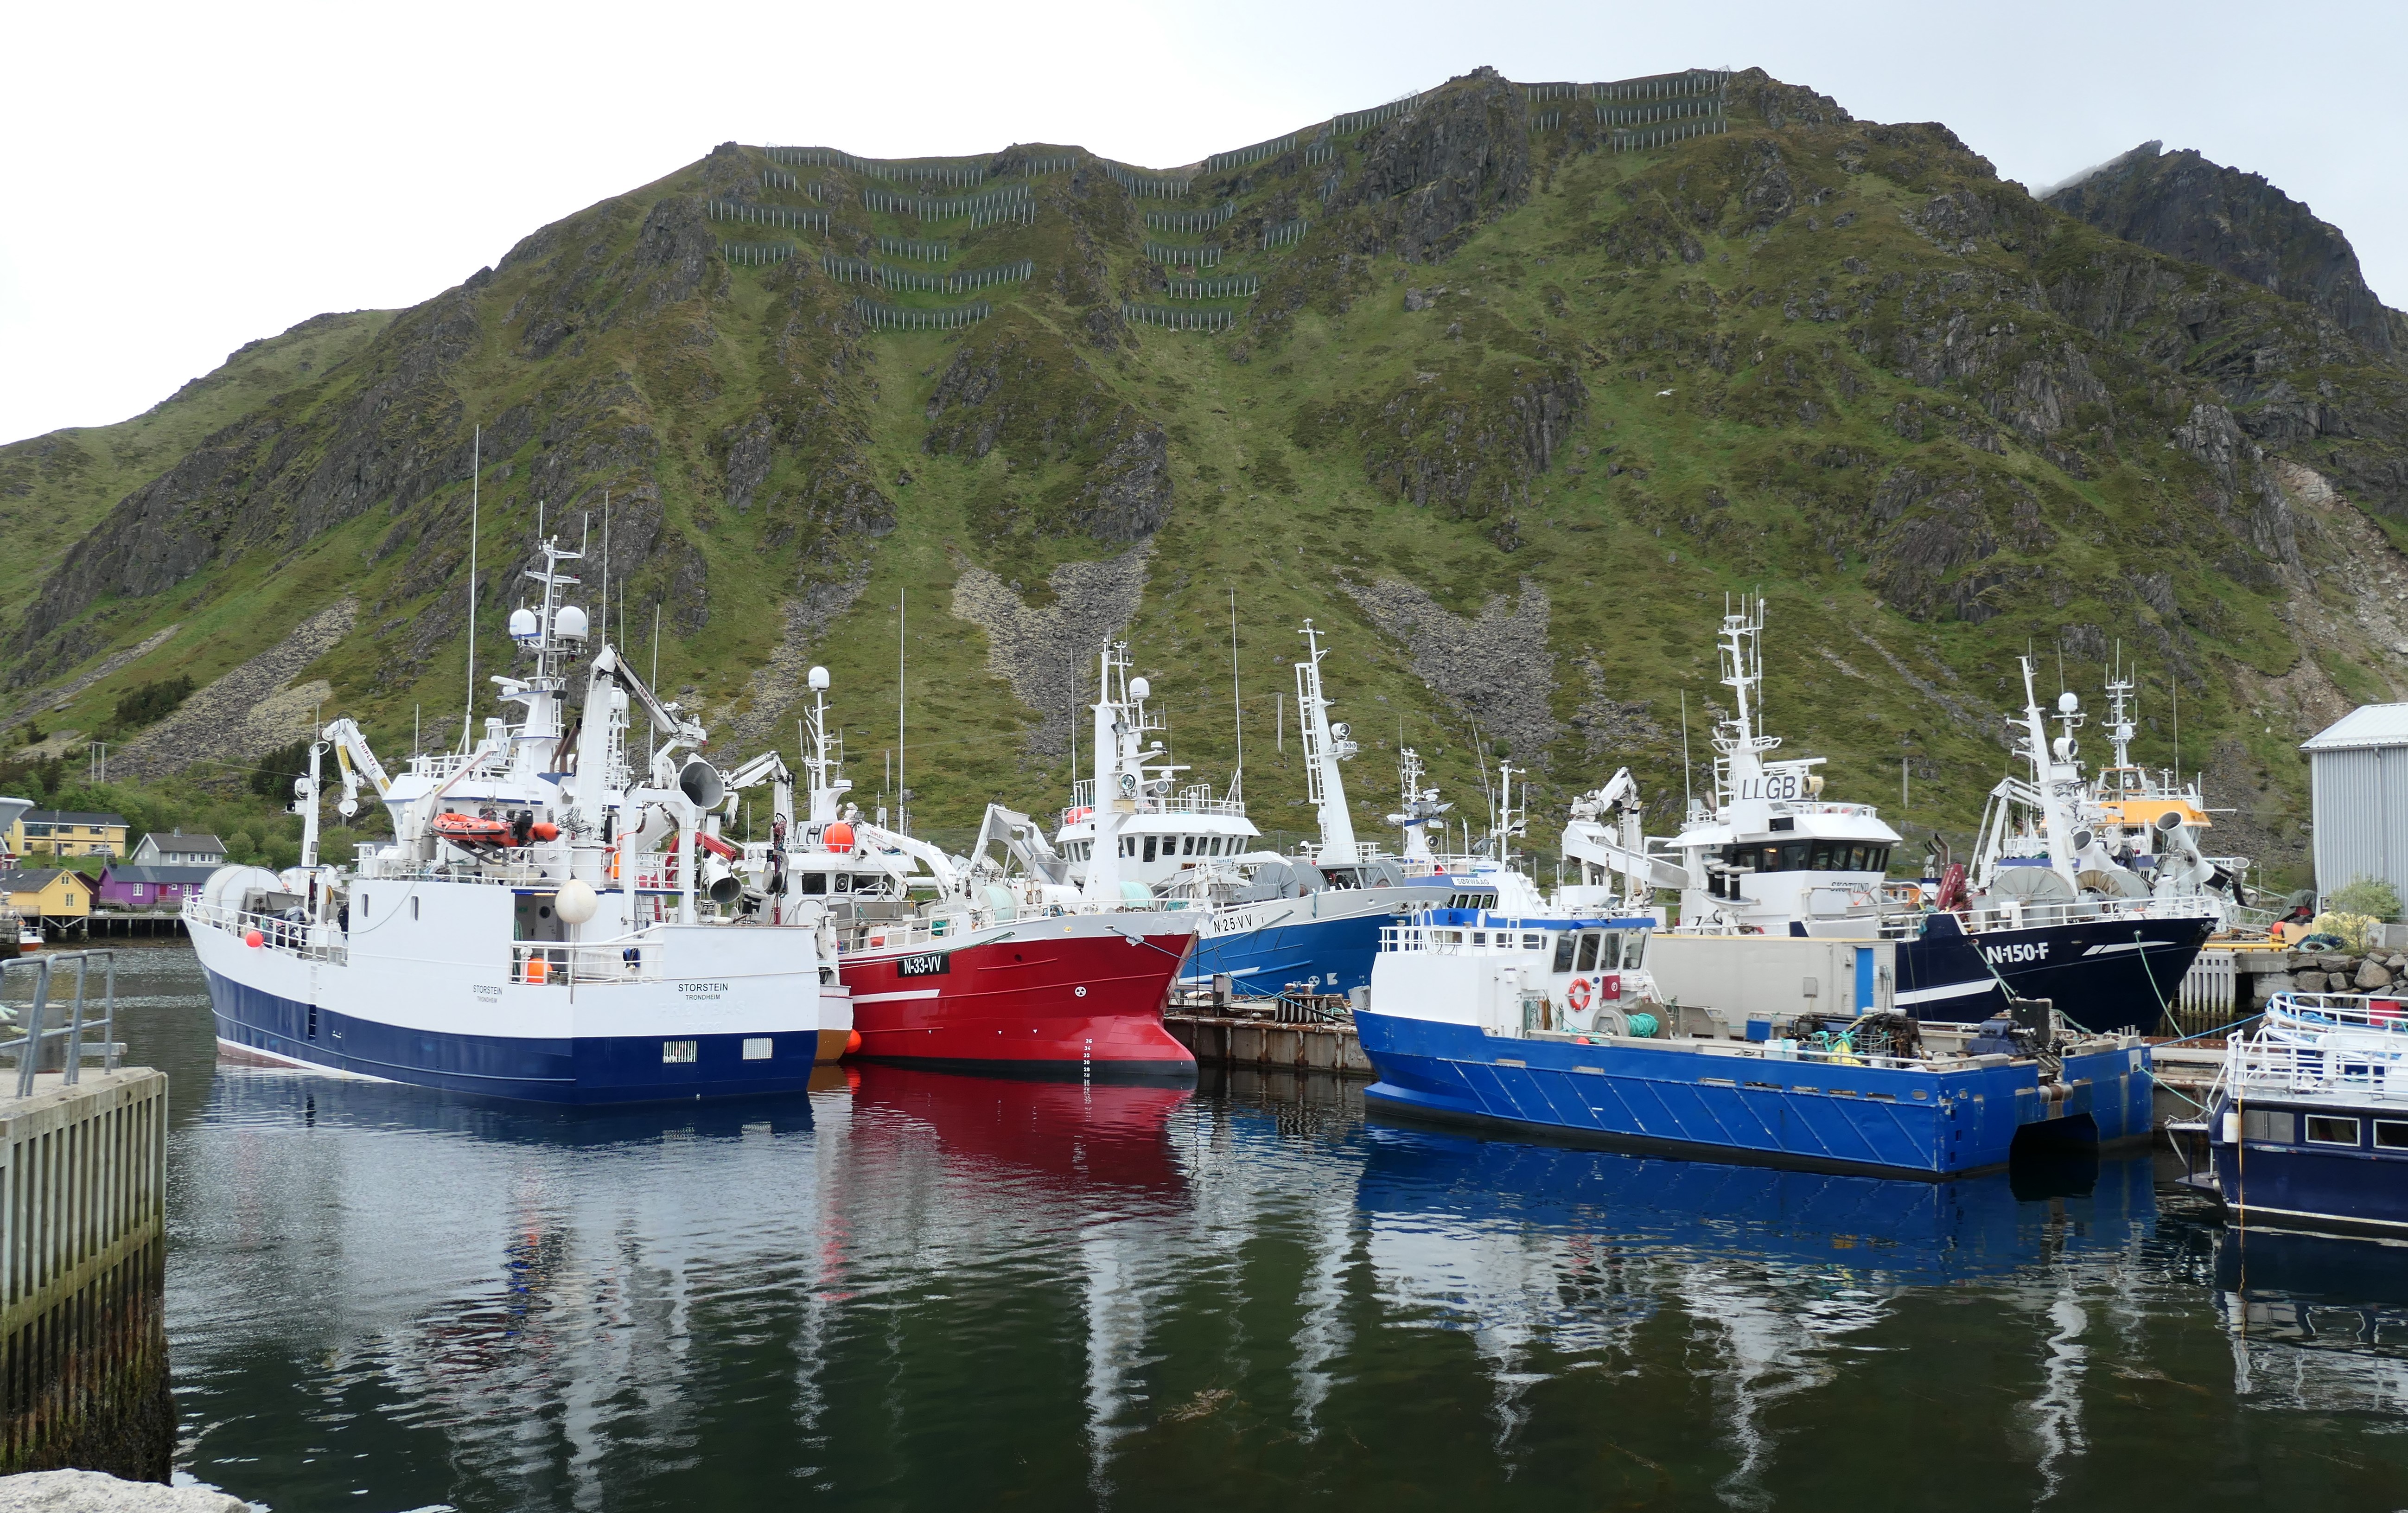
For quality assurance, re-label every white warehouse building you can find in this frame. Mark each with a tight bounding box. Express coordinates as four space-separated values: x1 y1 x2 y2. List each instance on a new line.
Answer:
2302 703 2408 901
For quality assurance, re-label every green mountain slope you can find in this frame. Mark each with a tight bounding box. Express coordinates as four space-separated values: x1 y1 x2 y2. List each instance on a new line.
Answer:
0 309 391 652
11 66 2408 888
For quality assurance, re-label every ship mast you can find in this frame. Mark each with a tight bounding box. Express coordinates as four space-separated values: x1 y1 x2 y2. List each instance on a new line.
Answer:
1294 620 1359 864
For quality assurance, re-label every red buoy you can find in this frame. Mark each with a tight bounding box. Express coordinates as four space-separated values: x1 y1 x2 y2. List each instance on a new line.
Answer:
844 1029 863 1056
824 821 856 851
244 930 263 948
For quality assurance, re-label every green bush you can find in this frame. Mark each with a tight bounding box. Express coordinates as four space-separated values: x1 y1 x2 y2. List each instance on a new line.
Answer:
249 739 312 800
110 676 195 732
2329 876 2403 923
225 830 256 861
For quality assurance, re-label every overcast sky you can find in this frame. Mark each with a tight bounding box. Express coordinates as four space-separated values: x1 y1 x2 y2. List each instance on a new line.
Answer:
3 0 2401 446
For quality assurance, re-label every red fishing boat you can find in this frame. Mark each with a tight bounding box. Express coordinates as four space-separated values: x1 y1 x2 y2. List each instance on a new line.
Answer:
778 668 1198 1079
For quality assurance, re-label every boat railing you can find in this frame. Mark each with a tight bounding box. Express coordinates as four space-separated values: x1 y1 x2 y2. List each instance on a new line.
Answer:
357 851 565 887
842 914 962 953
1381 922 1558 956
2261 992 2408 1039
182 898 350 964
508 942 662 985
2215 1032 2408 1106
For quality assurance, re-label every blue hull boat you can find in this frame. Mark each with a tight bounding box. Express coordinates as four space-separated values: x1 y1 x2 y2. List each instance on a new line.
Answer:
1357 1007 2151 1179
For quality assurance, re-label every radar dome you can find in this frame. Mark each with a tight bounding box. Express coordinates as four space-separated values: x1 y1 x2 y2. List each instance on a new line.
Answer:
2057 691 2079 713
508 607 539 640
1130 677 1150 701
554 605 590 639
809 666 830 690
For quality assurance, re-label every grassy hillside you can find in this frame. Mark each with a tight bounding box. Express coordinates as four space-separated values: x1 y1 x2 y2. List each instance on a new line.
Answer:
0 310 392 627
10 67 2408 890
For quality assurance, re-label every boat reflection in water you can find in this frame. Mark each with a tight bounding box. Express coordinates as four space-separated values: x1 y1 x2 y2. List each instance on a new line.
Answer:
2189 1223 2408 1417
844 1062 1192 1203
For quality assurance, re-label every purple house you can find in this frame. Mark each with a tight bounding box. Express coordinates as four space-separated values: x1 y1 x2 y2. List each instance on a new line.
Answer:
96 863 219 910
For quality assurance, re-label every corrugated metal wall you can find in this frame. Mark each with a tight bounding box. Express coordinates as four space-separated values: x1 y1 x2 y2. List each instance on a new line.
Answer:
2312 746 2408 897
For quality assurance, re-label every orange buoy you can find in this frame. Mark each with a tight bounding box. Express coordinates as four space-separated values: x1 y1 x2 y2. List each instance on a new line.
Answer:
844 1029 863 1056
526 956 549 984
243 929 263 948
824 821 855 850
530 821 560 842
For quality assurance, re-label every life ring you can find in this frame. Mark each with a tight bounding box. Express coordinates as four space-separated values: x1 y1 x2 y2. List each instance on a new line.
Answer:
1565 977 1593 1012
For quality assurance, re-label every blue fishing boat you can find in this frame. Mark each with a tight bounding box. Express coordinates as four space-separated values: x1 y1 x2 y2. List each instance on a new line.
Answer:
2181 992 2408 1238
1357 910 2152 1179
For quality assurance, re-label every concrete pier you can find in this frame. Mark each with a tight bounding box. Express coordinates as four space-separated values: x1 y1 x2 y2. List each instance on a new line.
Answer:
0 1069 171 1481
0 947 169 1483
0 1070 171 1482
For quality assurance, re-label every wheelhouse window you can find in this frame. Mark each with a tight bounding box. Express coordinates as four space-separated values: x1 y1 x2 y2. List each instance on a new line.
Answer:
2306 1115 2363 1147
1143 836 1159 863
1552 934 1578 972
802 872 828 894
1575 933 1601 972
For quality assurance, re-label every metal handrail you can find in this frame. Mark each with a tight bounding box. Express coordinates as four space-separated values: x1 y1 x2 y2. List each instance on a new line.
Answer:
0 949 120 1096
183 899 350 964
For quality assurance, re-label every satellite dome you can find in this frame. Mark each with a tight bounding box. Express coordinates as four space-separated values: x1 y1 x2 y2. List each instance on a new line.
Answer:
508 607 539 640
809 666 830 690
554 605 590 639
1130 677 1151 701
2057 691 2079 713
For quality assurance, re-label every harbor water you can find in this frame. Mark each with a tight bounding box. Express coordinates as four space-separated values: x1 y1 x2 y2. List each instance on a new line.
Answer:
78 948 2408 1508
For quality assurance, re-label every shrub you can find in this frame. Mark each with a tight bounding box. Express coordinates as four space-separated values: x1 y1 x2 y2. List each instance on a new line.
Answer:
111 676 195 731
249 739 313 800
2328 875 2403 923
225 830 256 861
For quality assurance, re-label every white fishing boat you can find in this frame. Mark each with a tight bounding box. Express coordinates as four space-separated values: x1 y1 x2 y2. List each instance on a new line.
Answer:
185 535 844 1103
1572 598 2213 1033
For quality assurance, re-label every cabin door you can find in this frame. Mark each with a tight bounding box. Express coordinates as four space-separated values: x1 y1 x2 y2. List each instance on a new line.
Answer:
1852 947 1875 1012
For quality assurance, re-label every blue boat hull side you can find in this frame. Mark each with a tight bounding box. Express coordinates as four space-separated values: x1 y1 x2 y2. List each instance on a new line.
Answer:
1354 1011 2149 1179
1898 915 2213 1034
203 966 823 1105
2209 1123 2408 1238
1182 910 1392 996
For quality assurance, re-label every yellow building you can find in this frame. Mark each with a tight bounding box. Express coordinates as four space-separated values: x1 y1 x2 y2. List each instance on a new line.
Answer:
6 810 128 859
0 868 93 921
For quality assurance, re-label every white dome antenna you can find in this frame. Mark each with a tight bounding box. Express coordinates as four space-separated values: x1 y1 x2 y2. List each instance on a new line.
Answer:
1130 677 1151 702
809 666 830 690
554 605 590 639
508 607 539 640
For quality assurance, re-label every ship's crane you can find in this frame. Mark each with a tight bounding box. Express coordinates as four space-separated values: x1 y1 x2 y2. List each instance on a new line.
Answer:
318 717 391 820
719 749 796 832
1562 768 1686 902
968 804 1073 887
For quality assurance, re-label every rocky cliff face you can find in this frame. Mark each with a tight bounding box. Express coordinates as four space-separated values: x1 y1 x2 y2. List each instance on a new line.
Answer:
2045 141 2408 359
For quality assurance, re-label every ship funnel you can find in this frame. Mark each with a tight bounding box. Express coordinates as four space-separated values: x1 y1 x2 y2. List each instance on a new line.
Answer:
679 759 725 809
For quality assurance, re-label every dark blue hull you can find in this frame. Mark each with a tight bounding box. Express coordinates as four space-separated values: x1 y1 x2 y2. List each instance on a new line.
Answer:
1182 909 1392 996
1356 1010 2150 1179
1898 913 2213 1034
203 966 825 1105
2207 1095 2408 1238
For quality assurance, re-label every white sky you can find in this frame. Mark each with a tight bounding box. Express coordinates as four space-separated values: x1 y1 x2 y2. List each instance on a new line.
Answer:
3 0 2401 446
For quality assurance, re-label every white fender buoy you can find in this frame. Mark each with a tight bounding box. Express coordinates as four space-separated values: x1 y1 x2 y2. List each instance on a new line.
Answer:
556 879 599 925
